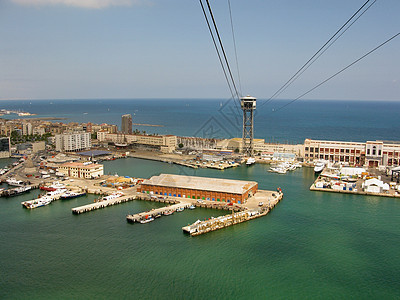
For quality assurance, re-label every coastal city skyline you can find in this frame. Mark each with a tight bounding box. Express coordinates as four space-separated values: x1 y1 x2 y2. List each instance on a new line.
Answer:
1 0 399 101
1 1 400 298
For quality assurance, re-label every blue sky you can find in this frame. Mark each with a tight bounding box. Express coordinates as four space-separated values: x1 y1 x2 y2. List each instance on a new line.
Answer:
0 0 399 101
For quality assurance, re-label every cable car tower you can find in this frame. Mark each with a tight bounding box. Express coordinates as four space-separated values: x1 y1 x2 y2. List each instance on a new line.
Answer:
241 95 256 157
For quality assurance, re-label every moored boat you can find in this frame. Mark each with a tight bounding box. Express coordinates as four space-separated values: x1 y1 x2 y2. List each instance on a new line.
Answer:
97 192 124 202
314 161 326 173
246 157 256 166
22 196 52 209
6 178 24 186
3 186 32 197
269 166 287 174
60 191 86 200
40 181 66 191
140 217 154 224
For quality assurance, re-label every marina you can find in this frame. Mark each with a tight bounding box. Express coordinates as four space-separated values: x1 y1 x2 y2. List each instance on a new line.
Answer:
1 98 400 298
310 165 400 198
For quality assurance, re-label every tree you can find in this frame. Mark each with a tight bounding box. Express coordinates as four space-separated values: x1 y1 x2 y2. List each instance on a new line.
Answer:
234 148 239 153
178 143 184 149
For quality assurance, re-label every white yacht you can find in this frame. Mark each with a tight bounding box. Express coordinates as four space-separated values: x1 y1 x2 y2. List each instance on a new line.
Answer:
22 197 52 209
6 178 24 186
246 157 256 166
314 161 326 173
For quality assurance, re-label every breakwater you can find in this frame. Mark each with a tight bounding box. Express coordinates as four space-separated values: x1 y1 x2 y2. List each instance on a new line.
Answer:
182 191 283 236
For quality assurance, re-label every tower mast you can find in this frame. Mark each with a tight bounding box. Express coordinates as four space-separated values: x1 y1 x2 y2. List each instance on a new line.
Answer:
241 96 256 157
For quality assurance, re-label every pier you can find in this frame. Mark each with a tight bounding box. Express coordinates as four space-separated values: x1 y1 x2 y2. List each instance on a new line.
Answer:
72 194 137 214
126 202 191 223
182 191 283 236
63 173 284 235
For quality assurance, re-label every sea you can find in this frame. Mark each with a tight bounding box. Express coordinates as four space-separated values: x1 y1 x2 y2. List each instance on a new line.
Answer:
0 99 400 299
1 98 400 143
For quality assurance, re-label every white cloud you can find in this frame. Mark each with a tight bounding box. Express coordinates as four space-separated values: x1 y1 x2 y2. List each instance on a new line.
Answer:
11 0 147 9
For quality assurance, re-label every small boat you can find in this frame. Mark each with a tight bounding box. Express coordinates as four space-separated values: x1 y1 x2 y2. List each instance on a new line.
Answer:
269 166 287 174
314 161 326 173
140 217 154 224
189 205 196 210
6 178 24 186
60 191 86 200
3 186 32 197
176 207 184 212
246 157 256 166
100 192 124 201
22 197 52 209
163 210 174 216
40 181 66 191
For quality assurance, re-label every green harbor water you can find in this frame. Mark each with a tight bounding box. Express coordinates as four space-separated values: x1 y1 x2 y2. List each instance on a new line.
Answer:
1 158 399 299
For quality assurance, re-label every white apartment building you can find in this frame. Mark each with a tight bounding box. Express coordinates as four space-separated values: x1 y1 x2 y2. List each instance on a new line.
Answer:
55 132 91 152
97 132 177 153
22 122 33 135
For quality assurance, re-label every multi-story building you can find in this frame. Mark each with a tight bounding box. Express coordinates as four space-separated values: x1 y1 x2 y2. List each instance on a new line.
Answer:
58 162 103 179
22 122 33 135
304 139 400 167
121 114 132 134
0 137 11 158
101 124 118 134
0 123 14 136
55 132 91 152
33 126 46 136
216 138 303 156
97 132 177 153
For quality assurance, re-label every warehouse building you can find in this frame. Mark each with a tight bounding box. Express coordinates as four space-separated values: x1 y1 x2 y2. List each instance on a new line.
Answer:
138 174 258 204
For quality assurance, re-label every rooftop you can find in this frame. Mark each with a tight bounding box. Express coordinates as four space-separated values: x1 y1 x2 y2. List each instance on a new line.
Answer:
61 162 103 169
141 174 257 195
78 150 112 157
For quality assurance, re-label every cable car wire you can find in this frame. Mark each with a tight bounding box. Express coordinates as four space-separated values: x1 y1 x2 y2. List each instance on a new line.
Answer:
259 0 375 108
274 32 400 112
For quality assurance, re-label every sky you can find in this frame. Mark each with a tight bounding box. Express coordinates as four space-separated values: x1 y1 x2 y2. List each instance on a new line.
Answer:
0 0 399 101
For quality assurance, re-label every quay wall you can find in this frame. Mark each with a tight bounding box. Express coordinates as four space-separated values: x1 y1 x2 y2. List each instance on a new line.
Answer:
310 185 400 198
183 192 283 236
